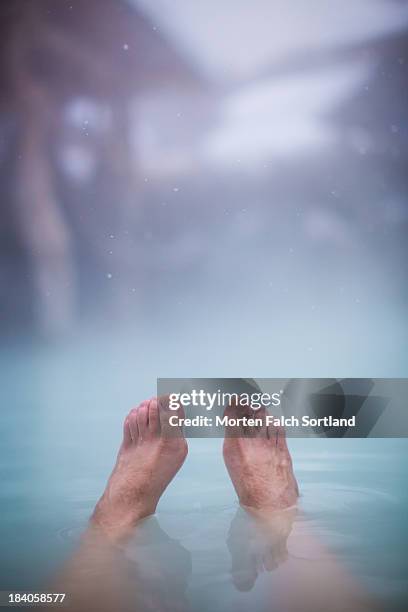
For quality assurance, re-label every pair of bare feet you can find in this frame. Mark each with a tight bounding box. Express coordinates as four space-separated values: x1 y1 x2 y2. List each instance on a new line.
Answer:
92 398 299 542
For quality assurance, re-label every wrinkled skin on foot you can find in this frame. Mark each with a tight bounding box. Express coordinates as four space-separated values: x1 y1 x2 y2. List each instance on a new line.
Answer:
92 397 187 541
223 404 299 513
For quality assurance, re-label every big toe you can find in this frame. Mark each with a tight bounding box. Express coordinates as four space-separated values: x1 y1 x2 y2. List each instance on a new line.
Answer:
223 401 246 438
158 395 185 439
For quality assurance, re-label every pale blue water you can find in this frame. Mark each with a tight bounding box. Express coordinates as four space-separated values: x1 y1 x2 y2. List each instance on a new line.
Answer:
1 336 407 611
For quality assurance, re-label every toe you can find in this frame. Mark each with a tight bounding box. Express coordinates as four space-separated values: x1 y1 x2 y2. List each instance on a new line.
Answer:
122 415 133 448
244 408 257 438
253 408 268 438
276 425 289 453
136 401 149 439
263 549 280 571
276 426 293 468
224 400 245 438
158 395 183 438
232 570 257 592
148 398 160 435
127 408 139 443
267 423 279 445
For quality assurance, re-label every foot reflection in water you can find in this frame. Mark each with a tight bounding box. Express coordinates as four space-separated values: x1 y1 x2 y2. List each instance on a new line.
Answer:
227 506 296 591
125 516 192 612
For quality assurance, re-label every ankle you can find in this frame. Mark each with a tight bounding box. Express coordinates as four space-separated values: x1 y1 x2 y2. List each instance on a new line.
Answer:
90 496 153 543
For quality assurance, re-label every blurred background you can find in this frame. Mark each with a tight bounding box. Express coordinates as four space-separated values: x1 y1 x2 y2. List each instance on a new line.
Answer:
1 1 408 599
0 0 407 361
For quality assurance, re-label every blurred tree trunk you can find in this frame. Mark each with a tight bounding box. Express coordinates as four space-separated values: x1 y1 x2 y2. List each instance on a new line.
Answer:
10 10 76 336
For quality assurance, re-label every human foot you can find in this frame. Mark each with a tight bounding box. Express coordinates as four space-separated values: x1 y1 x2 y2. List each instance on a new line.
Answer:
223 403 299 513
126 517 192 612
227 506 296 591
92 397 187 541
